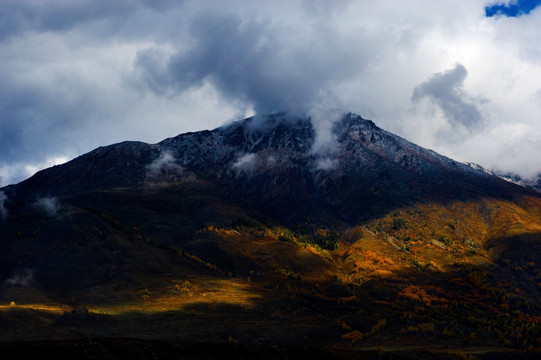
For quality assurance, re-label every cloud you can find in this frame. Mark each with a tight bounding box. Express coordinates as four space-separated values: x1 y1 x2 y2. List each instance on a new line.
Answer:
135 10 365 116
457 121 541 178
146 151 183 181
0 27 241 185
0 156 70 187
3 269 34 287
33 196 60 217
1 0 541 183
0 0 182 41
308 108 343 156
307 107 343 171
532 88 541 107
315 157 339 171
232 153 257 171
411 64 485 132
0 191 8 221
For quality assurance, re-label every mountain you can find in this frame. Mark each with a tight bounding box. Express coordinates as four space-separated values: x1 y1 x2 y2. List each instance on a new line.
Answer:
464 163 541 193
1 113 541 357
495 171 541 193
3 113 527 224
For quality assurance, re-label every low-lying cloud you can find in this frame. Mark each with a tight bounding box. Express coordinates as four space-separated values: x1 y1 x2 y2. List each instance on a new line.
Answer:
146 151 183 181
232 153 257 171
307 108 343 172
33 196 60 217
0 191 8 221
3 269 34 287
308 108 343 156
315 157 339 171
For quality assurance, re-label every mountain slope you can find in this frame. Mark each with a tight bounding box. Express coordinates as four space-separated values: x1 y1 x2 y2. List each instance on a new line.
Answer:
1 113 541 353
3 113 529 224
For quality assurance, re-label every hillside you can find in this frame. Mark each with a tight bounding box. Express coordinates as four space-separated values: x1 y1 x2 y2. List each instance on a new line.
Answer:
1 113 541 357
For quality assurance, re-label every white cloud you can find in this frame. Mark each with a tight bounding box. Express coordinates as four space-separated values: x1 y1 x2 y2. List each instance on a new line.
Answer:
315 157 339 171
307 107 343 156
33 196 60 217
0 156 70 187
232 153 257 171
456 122 541 178
531 88 541 107
146 151 183 181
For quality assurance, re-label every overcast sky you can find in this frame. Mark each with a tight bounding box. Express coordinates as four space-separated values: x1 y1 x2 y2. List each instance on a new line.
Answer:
1 0 541 186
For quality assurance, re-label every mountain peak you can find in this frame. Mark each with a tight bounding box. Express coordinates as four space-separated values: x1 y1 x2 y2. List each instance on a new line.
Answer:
2 111 532 227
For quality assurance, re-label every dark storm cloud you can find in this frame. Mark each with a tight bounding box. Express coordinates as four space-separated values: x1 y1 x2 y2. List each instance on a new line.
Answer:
135 12 366 116
0 0 180 40
0 0 186 178
411 64 484 130
0 70 99 164
0 0 128 40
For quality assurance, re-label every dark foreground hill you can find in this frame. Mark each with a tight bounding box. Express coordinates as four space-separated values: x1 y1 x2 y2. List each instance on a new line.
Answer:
1 113 541 357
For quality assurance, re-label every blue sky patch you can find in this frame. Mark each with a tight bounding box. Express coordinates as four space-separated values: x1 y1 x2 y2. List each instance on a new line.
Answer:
485 0 541 17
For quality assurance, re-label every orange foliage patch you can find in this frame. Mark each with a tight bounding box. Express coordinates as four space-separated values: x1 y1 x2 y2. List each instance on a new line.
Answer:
373 269 393 276
398 285 449 306
341 330 364 342
351 249 398 275
362 250 395 265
